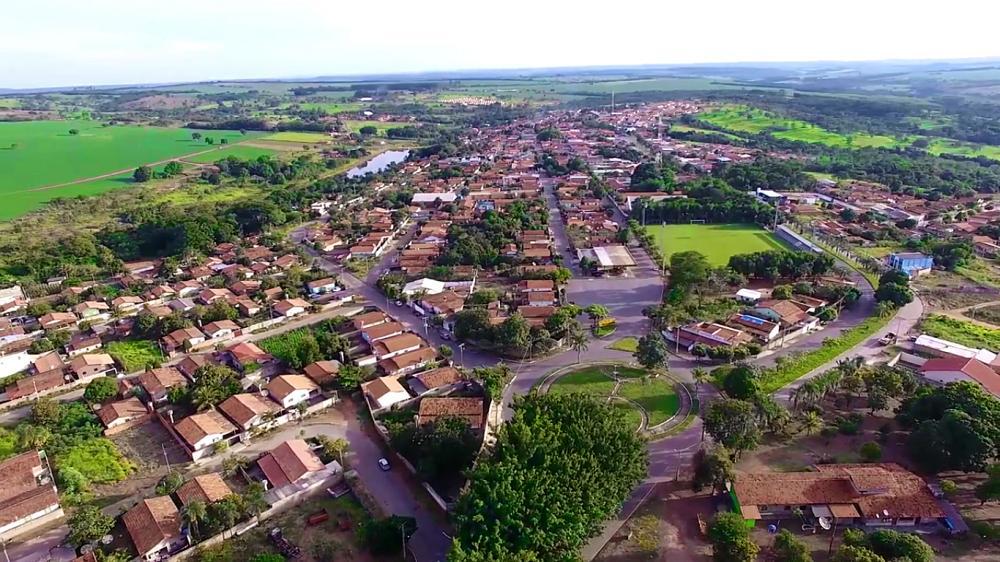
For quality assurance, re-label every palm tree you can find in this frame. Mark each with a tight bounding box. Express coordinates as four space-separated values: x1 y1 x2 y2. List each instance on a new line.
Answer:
584 304 610 328
568 330 589 363
800 411 823 435
692 367 710 393
182 500 207 540
242 482 268 523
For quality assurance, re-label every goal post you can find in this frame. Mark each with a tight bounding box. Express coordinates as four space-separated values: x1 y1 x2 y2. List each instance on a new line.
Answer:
689 219 706 224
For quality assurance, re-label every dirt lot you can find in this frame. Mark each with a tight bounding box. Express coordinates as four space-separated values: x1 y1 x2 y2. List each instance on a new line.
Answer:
92 420 190 509
913 270 1000 312
596 482 714 562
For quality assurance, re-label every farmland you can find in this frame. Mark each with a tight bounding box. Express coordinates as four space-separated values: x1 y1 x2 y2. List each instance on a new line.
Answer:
183 144 278 163
263 131 332 143
0 120 259 193
647 223 787 266
696 106 911 148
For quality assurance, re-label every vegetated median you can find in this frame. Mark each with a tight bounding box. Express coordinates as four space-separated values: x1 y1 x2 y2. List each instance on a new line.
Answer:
756 314 891 394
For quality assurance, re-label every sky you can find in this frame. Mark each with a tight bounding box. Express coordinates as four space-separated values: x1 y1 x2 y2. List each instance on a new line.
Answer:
3 0 1000 89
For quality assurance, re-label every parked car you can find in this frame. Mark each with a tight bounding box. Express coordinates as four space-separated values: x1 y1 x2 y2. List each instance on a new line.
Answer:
439 330 452 340
394 300 404 307
878 332 897 346
378 457 391 471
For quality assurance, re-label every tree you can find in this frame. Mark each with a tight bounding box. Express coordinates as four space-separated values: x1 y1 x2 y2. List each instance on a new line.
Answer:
634 332 669 371
68 128 79 135
722 364 759 400
846 528 933 562
57 466 90 496
569 330 589 363
859 441 882 461
31 397 61 426
68 505 114 547
708 511 759 562
242 481 268 521
163 161 184 177
190 364 241 410
800 411 823 435
771 285 793 300
692 367 710 392
439 344 454 361
495 314 531 354
584 304 610 327
773 529 813 562
874 281 913 307
221 455 250 478
155 471 185 495
704 399 760 455
317 435 349 466
669 250 711 291
975 465 1000 504
831 546 886 562
183 500 207 539
450 393 647 560
692 445 734 493
133 165 153 183
338 364 370 391
191 132 203 141
359 125 378 136
360 515 417 555
84 377 118 404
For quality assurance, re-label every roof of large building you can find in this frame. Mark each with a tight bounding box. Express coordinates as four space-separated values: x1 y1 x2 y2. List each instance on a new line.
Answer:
123 496 182 556
734 463 944 520
921 357 1000 397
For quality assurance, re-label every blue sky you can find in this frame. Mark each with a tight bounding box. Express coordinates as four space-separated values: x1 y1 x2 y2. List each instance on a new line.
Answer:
3 0 999 88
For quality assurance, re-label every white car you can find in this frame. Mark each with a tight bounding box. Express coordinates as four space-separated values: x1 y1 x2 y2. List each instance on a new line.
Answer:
378 458 391 471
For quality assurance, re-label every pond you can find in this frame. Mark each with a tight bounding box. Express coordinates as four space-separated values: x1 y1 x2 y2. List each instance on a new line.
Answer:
346 149 410 178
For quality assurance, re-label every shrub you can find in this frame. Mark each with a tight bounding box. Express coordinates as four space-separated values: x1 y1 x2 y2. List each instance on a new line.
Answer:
859 441 882 462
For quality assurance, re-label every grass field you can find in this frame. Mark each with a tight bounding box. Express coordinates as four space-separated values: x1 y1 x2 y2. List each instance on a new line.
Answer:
263 131 331 143
608 337 639 352
926 137 1000 161
618 378 679 426
648 223 788 266
698 106 911 149
921 314 1000 350
296 101 365 114
341 120 412 135
106 340 164 372
548 365 678 429
0 120 257 193
183 145 277 163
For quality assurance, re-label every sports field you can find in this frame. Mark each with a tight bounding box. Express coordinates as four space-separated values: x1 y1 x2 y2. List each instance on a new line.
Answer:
0 120 256 193
263 131 331 143
648 223 788 266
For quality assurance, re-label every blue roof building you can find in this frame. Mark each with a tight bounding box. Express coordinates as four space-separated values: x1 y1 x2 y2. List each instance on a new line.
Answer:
887 252 933 277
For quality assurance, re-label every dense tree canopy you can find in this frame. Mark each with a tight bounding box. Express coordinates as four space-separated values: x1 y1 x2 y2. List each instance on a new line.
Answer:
451 393 647 561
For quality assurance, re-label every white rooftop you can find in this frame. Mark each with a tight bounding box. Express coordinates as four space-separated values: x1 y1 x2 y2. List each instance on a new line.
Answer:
402 278 445 296
915 334 997 364
736 288 762 300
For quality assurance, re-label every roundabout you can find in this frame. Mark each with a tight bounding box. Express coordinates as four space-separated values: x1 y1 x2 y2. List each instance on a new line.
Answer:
542 362 685 434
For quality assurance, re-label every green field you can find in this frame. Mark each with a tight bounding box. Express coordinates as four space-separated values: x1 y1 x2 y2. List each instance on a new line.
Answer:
296 101 365 114
342 120 412 135
925 138 1000 160
184 145 278 163
263 131 331 143
548 365 678 429
921 315 1000 351
106 340 164 373
648 223 788 266
0 120 257 193
698 106 910 149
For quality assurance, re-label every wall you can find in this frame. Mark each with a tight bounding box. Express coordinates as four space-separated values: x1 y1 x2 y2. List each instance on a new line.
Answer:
103 413 154 436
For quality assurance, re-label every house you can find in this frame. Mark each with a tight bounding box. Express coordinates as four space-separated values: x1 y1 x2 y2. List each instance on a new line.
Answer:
735 288 762 305
518 279 555 293
576 245 637 270
176 354 214 379
518 306 556 327
361 321 405 344
4 370 70 401
525 291 556 306
378 347 436 376
173 411 237 460
267 374 320 409
306 277 340 295
887 252 934 277
732 463 945 527
31 352 64 375
352 311 389 331
407 366 464 395
112 296 144 314
71 301 110 319
753 300 818 330
402 278 445 297
138 367 188 404
419 291 465 318
363 375 412 410
303 360 341 387
197 288 234 306
913 334 999 367
273 298 310 318
202 320 240 341
372 333 424 360
919 357 1000 397
0 450 63 541
98 397 148 430
257 439 324 491
68 353 116 378
728 314 781 343
972 235 1000 258
235 298 262 317
675 321 752 349
418 397 484 429
65 333 102 357
161 327 206 354
218 393 280 432
219 341 272 372
38 312 77 330
123 496 187 561
175 473 233 507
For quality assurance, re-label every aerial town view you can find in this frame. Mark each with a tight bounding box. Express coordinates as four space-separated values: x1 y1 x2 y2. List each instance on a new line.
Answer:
1 2 999 561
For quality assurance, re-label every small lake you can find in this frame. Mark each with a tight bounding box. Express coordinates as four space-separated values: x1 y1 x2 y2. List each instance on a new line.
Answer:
346 150 410 178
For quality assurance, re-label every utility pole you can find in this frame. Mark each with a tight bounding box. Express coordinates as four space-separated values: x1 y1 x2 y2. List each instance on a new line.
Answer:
400 523 407 559
162 443 171 472
611 91 615 114
458 343 466 368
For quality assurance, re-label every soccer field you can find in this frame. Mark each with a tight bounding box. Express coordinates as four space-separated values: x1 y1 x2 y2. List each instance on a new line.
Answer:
647 223 788 266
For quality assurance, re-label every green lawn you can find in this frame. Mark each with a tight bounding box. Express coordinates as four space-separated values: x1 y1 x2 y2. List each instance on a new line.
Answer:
106 340 164 373
57 438 135 485
647 223 788 266
183 145 277 163
611 400 644 432
608 337 639 352
921 315 1000 351
548 368 618 397
618 378 679 426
